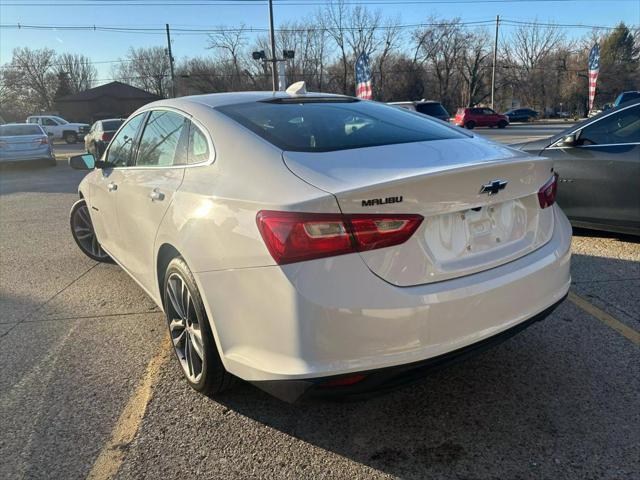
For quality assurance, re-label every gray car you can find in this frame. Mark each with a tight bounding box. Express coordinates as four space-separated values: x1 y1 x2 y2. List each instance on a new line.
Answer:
0 123 56 166
516 99 639 235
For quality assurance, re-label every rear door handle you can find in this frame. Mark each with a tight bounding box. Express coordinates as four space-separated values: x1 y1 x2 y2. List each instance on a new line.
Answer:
149 188 165 201
107 182 118 192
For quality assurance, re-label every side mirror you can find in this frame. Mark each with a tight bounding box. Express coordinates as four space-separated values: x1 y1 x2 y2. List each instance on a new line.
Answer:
69 154 96 170
558 134 577 147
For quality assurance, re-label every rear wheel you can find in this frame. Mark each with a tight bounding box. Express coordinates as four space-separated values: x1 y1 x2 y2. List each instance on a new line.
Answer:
498 120 508 129
464 121 475 130
64 132 78 144
164 257 235 395
69 199 111 262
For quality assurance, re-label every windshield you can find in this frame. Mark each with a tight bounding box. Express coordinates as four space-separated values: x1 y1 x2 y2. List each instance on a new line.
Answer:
102 120 124 131
52 116 68 125
0 124 44 136
217 99 466 152
415 103 449 117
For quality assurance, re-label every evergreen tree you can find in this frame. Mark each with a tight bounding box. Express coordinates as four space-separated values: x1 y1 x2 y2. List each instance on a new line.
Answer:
598 23 640 100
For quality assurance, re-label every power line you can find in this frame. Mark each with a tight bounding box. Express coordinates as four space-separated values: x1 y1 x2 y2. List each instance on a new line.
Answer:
0 18 629 35
2 0 638 5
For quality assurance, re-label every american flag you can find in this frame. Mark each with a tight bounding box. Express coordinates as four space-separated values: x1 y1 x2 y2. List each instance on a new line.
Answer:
588 44 600 111
355 52 373 100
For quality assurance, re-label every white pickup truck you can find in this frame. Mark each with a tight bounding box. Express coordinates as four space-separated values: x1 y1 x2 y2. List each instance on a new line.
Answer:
26 115 90 144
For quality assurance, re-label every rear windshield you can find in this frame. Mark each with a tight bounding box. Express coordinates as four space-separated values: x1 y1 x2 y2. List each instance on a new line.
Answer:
0 124 43 136
217 99 466 152
415 103 449 117
102 120 124 131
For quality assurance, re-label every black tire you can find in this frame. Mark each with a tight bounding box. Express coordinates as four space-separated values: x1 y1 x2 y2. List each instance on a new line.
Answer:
64 132 78 144
498 120 508 129
464 121 475 130
69 199 112 262
163 257 235 396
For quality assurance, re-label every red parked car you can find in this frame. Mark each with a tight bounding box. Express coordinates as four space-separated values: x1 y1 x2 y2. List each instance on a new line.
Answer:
453 107 509 129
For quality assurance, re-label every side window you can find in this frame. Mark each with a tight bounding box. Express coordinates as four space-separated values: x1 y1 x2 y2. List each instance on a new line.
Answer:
579 106 640 146
483 108 496 115
105 113 145 167
135 111 188 167
42 118 57 126
187 121 211 164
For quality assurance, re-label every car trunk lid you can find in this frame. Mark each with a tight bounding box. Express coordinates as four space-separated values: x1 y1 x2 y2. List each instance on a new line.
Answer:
283 137 555 286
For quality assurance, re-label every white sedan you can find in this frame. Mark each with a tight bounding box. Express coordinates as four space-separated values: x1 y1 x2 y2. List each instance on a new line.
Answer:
69 88 571 402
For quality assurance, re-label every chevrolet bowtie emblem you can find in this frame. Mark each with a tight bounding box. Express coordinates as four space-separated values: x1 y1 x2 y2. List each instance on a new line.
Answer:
479 179 508 196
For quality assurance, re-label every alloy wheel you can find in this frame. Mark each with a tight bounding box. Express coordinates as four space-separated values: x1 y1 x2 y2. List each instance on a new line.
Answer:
72 203 109 260
166 273 205 383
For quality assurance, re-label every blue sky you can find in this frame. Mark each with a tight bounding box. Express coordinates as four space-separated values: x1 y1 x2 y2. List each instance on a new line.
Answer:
1 0 638 82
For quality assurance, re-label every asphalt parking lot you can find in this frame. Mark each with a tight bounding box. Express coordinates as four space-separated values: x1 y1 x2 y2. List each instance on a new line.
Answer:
1 124 638 480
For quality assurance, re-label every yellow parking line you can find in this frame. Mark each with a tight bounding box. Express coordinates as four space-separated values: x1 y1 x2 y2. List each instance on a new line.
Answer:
568 291 640 346
87 337 171 480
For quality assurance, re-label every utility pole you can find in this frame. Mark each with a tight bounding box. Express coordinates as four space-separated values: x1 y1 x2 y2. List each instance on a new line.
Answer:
491 15 499 110
268 0 277 91
166 23 176 98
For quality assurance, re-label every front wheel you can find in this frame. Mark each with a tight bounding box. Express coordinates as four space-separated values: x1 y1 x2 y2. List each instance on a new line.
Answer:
464 121 475 130
498 120 508 129
164 257 235 395
69 199 111 262
64 132 78 144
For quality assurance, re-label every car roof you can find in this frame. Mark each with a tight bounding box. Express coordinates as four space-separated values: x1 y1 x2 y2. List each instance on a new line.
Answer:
149 91 352 111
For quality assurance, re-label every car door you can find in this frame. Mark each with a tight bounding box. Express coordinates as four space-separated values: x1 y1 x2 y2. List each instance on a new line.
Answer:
483 108 498 125
89 113 147 260
39 118 57 138
114 109 188 293
546 104 640 229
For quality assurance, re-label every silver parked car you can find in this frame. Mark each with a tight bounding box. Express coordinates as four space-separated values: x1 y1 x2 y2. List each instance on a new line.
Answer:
0 123 56 166
516 99 639 236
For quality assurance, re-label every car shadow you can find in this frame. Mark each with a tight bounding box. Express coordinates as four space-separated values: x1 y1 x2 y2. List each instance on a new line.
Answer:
572 226 639 244
0 160 85 195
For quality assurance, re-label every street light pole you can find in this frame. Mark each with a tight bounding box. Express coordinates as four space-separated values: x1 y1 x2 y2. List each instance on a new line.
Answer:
268 0 277 92
491 15 499 110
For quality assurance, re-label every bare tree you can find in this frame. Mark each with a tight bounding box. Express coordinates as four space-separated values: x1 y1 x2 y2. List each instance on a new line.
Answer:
3 47 57 111
457 29 492 106
322 0 350 94
376 16 402 100
55 53 97 93
207 26 248 89
414 18 466 110
502 22 566 110
111 47 171 97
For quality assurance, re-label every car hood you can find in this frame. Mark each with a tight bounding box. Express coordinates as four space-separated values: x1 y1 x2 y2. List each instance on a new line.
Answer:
66 123 90 128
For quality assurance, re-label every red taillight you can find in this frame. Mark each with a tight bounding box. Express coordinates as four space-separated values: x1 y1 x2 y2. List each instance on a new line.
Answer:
101 132 112 141
538 173 558 209
320 374 367 388
256 211 423 265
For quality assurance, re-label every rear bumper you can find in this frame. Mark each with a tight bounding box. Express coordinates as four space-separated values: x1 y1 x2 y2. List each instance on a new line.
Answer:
253 294 566 402
0 150 54 162
195 205 571 393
